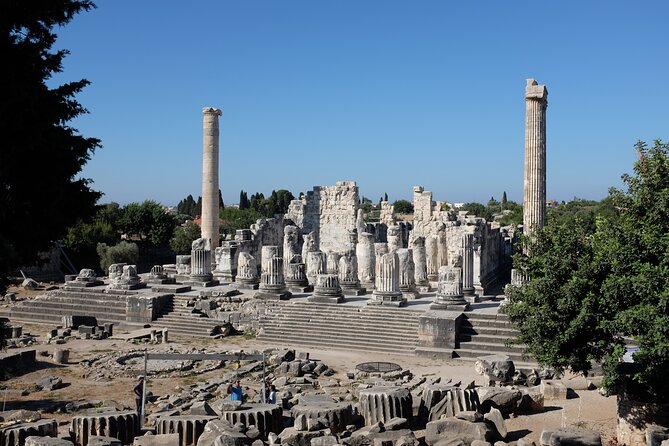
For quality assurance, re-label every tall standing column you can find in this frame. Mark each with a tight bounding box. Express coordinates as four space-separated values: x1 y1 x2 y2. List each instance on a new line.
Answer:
523 79 548 235
202 107 222 256
462 233 475 298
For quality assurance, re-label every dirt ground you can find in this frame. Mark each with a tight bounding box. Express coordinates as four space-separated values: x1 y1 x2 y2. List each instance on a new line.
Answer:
0 285 619 445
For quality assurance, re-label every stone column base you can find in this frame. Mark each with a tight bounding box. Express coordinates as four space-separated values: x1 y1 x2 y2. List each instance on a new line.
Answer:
341 285 366 296
254 291 292 300
308 295 345 304
231 279 259 290
287 285 314 293
185 279 219 288
368 292 407 307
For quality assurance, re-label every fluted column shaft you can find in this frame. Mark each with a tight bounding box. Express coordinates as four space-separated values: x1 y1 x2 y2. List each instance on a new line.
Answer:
462 234 475 296
523 79 548 235
202 107 222 254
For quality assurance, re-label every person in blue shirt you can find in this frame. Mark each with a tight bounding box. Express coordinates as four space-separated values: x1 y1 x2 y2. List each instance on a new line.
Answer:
230 380 243 401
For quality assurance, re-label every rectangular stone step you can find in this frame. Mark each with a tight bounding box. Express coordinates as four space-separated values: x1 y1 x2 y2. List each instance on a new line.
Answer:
458 340 527 353
256 332 416 355
259 316 420 330
260 326 418 344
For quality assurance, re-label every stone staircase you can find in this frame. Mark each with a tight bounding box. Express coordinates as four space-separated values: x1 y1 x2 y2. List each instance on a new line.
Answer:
256 301 422 355
0 287 128 325
454 312 537 367
152 295 229 338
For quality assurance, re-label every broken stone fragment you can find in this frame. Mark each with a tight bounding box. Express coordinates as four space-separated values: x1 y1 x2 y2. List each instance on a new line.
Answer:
539 427 601 446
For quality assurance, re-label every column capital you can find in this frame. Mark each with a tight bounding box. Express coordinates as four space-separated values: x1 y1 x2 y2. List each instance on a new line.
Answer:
525 79 548 100
202 107 222 116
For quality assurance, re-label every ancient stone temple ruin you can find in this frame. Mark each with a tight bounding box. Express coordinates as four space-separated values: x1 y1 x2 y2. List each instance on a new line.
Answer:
202 180 515 310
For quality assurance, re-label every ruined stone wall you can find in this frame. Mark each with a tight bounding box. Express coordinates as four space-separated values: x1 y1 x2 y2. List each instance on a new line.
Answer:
288 181 359 253
411 185 511 293
249 217 286 274
379 201 395 226
413 186 433 222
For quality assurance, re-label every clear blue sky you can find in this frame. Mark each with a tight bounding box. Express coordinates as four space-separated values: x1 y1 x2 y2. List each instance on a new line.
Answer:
51 1 669 206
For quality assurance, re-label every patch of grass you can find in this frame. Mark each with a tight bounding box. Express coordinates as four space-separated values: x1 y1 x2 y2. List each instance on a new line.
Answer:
242 330 257 340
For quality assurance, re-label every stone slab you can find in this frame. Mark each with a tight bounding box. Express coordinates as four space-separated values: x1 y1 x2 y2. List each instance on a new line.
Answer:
184 280 219 288
254 291 292 301
151 285 192 293
308 295 345 304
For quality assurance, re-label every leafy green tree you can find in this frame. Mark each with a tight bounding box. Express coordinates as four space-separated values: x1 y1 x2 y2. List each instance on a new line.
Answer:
461 202 493 221
63 219 116 271
177 195 197 217
393 199 414 214
239 190 249 210
170 221 201 254
548 197 616 233
360 197 373 213
497 201 523 227
384 192 388 202
506 140 669 399
0 0 100 292
119 201 176 247
220 207 262 238
96 241 139 273
502 191 508 207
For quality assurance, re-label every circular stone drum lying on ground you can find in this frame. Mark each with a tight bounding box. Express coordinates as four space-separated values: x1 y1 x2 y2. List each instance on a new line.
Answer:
290 397 352 433
0 419 58 446
359 387 412 426
70 411 137 446
156 415 218 446
219 404 283 437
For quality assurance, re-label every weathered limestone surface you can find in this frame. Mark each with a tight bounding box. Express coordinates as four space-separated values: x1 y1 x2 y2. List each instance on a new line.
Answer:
0 419 58 446
256 248 290 300
219 404 283 437
462 233 475 298
325 251 341 275
397 248 419 299
290 398 352 433
387 225 402 254
425 235 439 281
338 251 364 295
411 236 430 289
425 417 494 446
356 232 376 289
523 79 548 235
286 182 359 254
309 274 344 304
415 310 463 357
285 258 311 292
67 268 103 287
369 252 406 307
411 186 512 294
156 415 217 446
305 251 326 286
201 107 222 255
213 242 237 282
432 266 468 310
133 434 179 446
109 265 145 290
70 411 138 446
359 387 412 425
426 387 480 422
235 252 259 289
25 437 73 446
190 238 215 284
283 225 301 271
